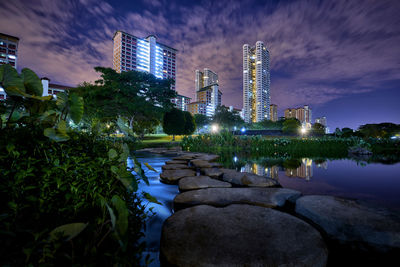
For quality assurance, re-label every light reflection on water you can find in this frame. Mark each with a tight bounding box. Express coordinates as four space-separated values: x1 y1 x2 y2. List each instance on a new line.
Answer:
128 152 179 266
232 156 400 211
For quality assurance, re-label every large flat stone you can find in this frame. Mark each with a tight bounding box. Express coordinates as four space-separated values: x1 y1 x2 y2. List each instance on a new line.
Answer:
159 169 196 184
174 187 301 211
161 164 192 171
295 195 400 252
161 205 328 267
200 168 224 179
190 159 213 168
165 160 188 165
178 176 232 192
195 154 219 162
221 168 280 187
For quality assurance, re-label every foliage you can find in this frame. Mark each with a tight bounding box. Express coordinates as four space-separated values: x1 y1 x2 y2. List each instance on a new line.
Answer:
162 108 185 138
312 122 325 136
282 118 301 134
0 65 150 265
358 123 400 138
248 119 284 130
183 111 196 135
212 105 244 130
75 67 177 137
0 129 147 265
194 114 209 129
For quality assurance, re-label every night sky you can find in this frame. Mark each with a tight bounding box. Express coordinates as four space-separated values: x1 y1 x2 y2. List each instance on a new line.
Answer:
1 0 399 130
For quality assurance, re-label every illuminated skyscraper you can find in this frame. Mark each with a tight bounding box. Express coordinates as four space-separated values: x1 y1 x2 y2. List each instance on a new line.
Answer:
195 68 218 98
270 104 278 122
112 31 177 90
243 41 270 123
0 33 19 100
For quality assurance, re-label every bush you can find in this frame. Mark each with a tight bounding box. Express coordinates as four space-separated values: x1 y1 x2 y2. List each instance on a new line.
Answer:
0 127 148 265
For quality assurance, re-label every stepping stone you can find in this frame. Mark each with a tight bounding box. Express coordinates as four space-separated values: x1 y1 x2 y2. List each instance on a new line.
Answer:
174 187 301 211
165 160 188 165
190 159 213 168
178 176 232 192
160 169 196 184
201 168 224 179
162 164 193 171
295 195 400 252
195 154 219 162
161 205 328 267
221 168 279 187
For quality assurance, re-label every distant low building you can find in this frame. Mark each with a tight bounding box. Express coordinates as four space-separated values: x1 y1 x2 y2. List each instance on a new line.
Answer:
41 77 73 96
284 105 312 128
270 104 278 122
171 94 191 111
315 116 329 134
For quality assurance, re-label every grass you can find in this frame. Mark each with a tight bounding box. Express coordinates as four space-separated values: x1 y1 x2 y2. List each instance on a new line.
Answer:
136 134 188 149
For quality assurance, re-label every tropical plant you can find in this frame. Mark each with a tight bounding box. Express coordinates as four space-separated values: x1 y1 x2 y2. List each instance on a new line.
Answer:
282 118 301 134
212 105 244 130
162 108 185 140
312 122 325 136
183 111 196 135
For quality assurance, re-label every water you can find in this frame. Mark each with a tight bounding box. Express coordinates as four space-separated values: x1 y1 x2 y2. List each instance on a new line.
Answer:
130 152 400 265
228 156 400 211
129 152 179 266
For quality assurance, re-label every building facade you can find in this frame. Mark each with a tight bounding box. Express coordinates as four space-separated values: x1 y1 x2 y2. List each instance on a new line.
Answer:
187 101 207 116
195 68 218 100
284 105 312 127
315 116 327 127
243 41 271 123
41 77 73 97
171 94 191 111
0 33 19 100
112 31 177 90
270 104 278 122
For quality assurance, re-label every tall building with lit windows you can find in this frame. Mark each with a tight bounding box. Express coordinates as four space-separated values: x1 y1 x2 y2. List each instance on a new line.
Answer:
195 68 218 99
112 31 177 90
0 33 20 100
243 41 270 123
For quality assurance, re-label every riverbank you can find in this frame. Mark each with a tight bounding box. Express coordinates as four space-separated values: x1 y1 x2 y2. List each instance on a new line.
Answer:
140 148 400 266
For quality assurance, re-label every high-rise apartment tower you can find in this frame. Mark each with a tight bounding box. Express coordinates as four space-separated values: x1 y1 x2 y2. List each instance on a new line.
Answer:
112 31 177 90
243 41 270 123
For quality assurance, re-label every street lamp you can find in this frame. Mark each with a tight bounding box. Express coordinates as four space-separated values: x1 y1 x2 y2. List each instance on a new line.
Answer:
211 124 219 133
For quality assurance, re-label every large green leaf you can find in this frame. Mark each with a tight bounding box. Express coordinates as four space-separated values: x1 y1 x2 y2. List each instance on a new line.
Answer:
117 117 134 136
108 148 118 160
111 195 128 238
143 192 162 205
49 222 87 241
2 65 24 96
68 93 84 124
56 92 68 110
21 68 43 96
44 127 70 142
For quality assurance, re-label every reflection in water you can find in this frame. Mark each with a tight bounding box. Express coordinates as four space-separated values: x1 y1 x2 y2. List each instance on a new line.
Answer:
241 158 326 181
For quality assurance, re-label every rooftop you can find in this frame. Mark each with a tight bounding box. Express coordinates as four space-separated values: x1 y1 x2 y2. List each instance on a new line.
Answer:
0 32 19 41
113 30 178 52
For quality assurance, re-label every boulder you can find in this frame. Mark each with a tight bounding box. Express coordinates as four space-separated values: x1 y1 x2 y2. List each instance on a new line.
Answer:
172 154 197 161
165 160 188 165
195 154 219 162
159 169 196 184
295 195 400 252
190 159 213 168
161 164 193 171
161 205 328 267
178 176 232 192
174 187 301 211
200 168 224 179
221 168 280 187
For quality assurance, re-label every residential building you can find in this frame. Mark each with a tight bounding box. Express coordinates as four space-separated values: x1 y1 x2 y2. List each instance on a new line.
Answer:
197 84 222 117
112 31 177 90
284 105 312 128
41 77 73 96
243 41 271 123
0 33 19 68
270 104 278 122
187 101 207 116
315 116 327 127
172 94 191 111
195 68 218 100
0 33 19 100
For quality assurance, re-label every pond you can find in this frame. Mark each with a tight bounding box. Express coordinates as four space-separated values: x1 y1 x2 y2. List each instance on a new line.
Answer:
132 151 400 265
220 154 400 212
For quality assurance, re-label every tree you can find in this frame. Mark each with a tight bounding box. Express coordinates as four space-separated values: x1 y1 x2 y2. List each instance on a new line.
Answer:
282 118 301 134
341 127 354 138
358 123 400 138
76 67 177 137
312 123 326 135
212 105 244 130
194 114 209 130
162 108 185 141
183 111 196 135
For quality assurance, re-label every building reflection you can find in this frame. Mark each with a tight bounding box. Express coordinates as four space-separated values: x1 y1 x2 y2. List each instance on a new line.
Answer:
285 158 313 180
241 163 279 179
241 158 329 181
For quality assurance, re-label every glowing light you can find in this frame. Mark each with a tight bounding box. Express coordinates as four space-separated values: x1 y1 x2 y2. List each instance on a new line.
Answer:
211 124 219 133
233 156 238 162
241 127 246 133
300 127 307 135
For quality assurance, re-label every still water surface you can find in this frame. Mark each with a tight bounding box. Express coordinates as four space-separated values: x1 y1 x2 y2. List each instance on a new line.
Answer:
132 152 400 264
